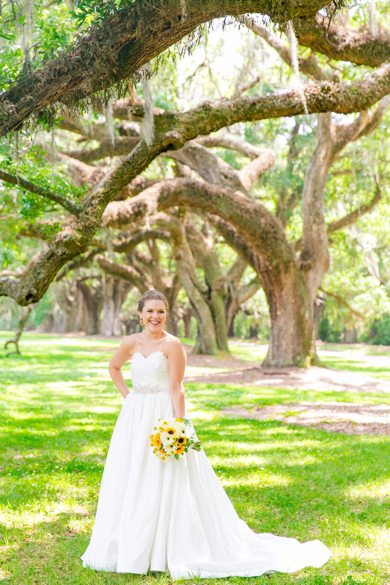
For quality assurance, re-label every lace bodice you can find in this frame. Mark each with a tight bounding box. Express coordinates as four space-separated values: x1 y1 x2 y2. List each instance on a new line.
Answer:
130 351 170 395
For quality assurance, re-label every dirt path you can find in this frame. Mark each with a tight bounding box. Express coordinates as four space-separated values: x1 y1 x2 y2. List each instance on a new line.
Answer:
184 345 390 436
185 362 390 393
222 403 390 436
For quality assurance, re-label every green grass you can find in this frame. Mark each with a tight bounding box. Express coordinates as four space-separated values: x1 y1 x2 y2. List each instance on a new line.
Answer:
0 333 389 585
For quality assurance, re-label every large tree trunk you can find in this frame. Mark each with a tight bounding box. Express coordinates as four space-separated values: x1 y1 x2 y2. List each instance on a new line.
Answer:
182 308 192 338
261 266 313 366
74 288 89 332
177 263 218 354
184 218 230 353
210 291 230 352
53 284 78 332
100 276 131 336
76 280 103 334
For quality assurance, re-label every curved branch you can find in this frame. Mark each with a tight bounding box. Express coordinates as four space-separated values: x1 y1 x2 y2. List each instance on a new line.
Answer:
96 254 149 292
102 177 289 275
239 149 275 190
196 135 268 159
111 227 171 253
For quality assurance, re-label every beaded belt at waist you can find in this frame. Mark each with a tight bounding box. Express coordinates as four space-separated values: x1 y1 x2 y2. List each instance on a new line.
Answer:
132 382 170 394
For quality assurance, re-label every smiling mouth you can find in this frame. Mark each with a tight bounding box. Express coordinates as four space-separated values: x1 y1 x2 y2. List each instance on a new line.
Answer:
149 321 160 325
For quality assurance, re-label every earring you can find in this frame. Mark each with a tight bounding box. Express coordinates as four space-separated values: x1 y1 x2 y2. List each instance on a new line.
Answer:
140 318 144 326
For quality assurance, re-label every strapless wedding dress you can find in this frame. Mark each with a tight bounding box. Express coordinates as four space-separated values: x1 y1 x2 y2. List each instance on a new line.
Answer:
80 351 331 579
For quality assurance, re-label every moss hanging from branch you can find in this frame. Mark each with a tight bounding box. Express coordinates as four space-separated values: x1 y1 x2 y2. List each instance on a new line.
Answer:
368 0 378 38
141 62 155 146
286 20 308 115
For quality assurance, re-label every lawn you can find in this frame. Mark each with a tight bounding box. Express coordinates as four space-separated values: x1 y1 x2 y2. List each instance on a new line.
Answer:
0 333 389 585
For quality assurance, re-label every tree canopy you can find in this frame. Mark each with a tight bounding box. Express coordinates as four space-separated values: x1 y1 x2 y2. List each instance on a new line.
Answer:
1 0 389 364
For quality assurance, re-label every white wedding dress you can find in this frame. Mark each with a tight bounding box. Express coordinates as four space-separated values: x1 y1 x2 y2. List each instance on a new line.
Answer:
81 351 331 579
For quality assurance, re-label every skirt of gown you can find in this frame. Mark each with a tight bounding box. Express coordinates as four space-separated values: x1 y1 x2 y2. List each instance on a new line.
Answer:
80 354 331 579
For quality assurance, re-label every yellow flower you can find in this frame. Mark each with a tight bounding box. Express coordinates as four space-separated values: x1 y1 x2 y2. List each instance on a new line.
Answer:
152 432 162 447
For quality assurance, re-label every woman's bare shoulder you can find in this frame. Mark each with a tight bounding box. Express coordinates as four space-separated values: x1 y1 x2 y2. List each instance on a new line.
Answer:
164 334 186 358
121 333 143 353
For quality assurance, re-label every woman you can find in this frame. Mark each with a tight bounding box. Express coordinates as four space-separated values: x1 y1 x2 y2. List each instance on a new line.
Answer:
81 289 331 579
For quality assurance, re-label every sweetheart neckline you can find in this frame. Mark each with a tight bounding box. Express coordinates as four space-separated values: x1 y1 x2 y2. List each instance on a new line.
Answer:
132 350 168 360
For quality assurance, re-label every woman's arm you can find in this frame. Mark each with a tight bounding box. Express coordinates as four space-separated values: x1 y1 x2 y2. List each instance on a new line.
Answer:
108 337 135 399
167 340 187 417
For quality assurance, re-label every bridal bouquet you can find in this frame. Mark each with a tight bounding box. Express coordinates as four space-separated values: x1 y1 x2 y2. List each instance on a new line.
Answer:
150 417 202 460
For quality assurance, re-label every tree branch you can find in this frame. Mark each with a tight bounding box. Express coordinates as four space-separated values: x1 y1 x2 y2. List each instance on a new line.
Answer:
243 16 335 81
0 0 331 137
327 180 382 234
0 169 82 216
95 254 149 292
3 63 390 306
55 248 101 281
319 287 366 320
294 15 390 68
65 137 140 163
293 178 383 251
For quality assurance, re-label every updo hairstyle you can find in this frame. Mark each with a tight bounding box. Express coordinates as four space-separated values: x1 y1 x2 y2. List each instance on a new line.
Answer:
137 289 169 313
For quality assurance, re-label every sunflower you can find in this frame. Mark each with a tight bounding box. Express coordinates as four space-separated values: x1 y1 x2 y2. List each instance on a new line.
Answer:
152 432 162 447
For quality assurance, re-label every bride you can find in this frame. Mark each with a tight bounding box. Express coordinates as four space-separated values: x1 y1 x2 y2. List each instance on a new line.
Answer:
81 289 331 579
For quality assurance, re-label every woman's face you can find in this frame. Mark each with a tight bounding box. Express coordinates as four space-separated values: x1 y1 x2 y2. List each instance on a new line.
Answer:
140 299 167 333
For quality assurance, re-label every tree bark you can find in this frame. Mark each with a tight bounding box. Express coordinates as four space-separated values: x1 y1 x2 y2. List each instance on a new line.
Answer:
184 218 230 353
183 308 192 339
294 15 390 68
100 275 131 336
76 280 104 334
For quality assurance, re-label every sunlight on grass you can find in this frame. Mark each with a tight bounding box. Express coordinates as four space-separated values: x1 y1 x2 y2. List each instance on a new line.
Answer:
1 334 389 585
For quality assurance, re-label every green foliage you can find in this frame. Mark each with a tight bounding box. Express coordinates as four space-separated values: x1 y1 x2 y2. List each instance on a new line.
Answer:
70 0 135 28
318 314 342 343
362 313 390 346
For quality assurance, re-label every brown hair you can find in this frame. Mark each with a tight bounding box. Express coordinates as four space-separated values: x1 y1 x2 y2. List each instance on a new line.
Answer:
137 289 169 313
